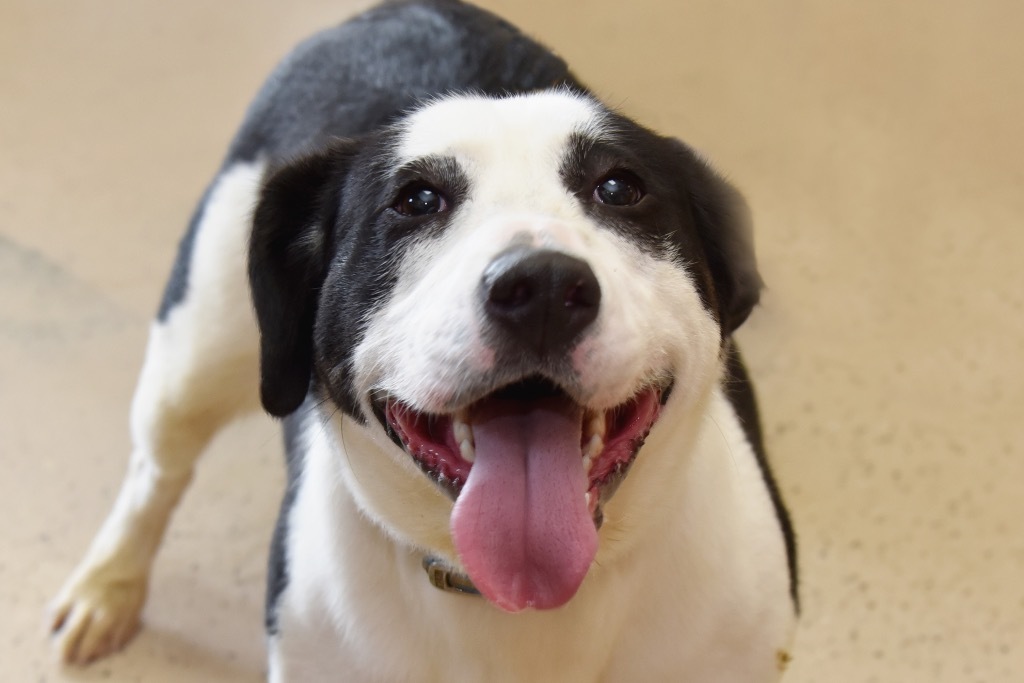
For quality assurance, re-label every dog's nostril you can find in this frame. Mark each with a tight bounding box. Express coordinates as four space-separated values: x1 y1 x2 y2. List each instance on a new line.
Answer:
490 280 533 310
565 280 599 308
480 248 600 356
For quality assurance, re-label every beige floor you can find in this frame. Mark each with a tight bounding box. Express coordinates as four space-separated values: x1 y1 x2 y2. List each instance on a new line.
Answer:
2 0 1022 680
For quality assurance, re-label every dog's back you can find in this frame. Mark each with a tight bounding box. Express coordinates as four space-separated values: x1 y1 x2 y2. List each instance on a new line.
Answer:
229 1 575 165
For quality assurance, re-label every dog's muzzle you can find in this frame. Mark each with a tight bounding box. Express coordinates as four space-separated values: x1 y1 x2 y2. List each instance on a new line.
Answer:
372 248 666 613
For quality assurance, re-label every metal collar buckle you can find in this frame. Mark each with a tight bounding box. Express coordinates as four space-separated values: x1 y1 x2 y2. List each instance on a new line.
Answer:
422 556 480 596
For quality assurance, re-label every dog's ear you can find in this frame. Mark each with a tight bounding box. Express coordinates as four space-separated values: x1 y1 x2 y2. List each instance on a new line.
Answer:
670 139 763 335
249 140 359 417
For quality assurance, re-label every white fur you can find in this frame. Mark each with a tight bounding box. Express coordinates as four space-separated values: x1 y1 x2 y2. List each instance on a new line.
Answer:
48 160 265 664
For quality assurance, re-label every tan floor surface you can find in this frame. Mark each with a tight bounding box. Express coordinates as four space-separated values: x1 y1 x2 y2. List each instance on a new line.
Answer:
2 0 1022 680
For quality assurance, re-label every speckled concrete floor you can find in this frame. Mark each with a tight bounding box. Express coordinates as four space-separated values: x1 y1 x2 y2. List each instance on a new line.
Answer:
2 0 1022 681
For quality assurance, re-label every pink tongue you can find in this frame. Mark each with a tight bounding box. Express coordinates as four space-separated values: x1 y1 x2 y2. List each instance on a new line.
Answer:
450 397 598 612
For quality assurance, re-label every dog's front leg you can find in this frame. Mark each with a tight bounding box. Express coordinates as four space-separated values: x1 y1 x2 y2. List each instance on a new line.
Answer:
47 161 266 665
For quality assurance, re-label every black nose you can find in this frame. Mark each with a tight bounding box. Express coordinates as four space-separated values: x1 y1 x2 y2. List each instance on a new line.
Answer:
480 248 601 357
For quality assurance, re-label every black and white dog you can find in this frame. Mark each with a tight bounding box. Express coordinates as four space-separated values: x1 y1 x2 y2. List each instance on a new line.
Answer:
49 1 797 679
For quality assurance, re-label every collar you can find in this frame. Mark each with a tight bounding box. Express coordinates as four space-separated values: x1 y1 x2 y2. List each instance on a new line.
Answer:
422 555 480 596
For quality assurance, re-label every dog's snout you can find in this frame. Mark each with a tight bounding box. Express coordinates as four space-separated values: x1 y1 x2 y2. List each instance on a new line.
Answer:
481 248 600 356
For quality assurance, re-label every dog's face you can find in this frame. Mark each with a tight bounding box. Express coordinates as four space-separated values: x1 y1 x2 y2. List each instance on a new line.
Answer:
250 90 761 613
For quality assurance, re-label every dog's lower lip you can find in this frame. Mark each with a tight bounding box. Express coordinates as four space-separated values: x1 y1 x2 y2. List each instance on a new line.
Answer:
377 383 662 507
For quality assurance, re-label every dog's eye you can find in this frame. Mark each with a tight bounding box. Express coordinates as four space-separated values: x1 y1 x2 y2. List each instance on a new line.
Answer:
593 172 645 207
393 183 447 216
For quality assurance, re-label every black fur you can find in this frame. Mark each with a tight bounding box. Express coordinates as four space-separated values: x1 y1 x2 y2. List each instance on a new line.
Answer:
250 142 357 417
229 0 578 166
265 405 309 635
722 341 799 608
668 140 763 335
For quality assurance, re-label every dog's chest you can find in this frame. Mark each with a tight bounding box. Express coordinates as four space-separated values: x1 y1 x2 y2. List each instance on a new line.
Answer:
270 391 794 682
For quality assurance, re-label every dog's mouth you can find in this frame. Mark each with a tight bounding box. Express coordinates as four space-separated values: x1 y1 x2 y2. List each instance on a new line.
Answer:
375 377 662 612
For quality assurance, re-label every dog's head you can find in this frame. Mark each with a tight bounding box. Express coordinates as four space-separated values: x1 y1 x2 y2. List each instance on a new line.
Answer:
250 90 761 612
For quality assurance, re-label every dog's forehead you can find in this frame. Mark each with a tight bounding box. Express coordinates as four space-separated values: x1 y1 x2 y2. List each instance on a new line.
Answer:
396 91 605 165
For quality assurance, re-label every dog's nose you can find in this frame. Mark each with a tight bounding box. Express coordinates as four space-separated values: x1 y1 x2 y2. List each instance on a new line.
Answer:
480 248 601 356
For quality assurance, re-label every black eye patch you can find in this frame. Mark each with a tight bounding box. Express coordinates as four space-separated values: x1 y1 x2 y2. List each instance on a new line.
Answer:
558 128 699 255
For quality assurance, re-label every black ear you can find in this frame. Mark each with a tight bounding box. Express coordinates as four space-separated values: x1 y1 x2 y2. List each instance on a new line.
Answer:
672 140 764 335
249 140 358 417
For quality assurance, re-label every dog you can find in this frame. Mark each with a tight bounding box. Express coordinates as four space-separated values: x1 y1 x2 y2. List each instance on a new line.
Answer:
47 1 798 680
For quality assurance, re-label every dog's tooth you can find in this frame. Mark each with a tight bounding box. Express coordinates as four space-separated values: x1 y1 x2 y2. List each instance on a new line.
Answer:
459 438 475 463
585 490 592 507
453 417 472 445
590 412 607 439
582 434 603 475
582 410 595 440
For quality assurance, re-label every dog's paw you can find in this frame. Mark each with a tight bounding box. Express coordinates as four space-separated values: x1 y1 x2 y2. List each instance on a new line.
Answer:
47 571 146 665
